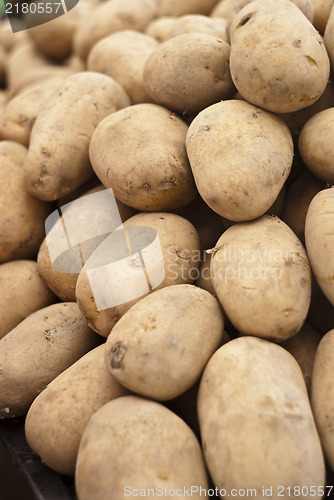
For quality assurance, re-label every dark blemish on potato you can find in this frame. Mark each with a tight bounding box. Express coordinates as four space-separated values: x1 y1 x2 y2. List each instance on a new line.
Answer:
111 343 127 369
113 316 119 323
142 183 150 189
305 56 317 66
41 150 51 158
252 113 258 118
199 125 210 132
237 14 253 28
292 39 302 48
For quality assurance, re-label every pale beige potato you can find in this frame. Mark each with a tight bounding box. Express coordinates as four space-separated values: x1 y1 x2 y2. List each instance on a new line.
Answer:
105 284 224 400
229 0 330 113
211 216 312 341
145 16 177 42
299 108 334 183
89 103 196 211
75 396 208 500
25 344 128 476
211 0 236 18
87 30 158 104
37 186 135 302
73 0 158 61
0 90 7 113
311 329 334 471
25 1 89 61
227 0 314 27
186 100 293 221
0 302 99 418
5 40 75 93
281 322 321 394
156 0 221 16
0 77 65 146
324 4 334 68
144 33 234 115
148 14 229 42
0 141 50 262
198 337 325 497
24 72 130 201
305 188 334 306
312 0 334 33
0 260 55 340
282 172 325 243
76 212 201 337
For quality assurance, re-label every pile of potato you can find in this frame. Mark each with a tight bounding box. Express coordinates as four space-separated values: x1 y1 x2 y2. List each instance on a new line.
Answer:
0 0 334 498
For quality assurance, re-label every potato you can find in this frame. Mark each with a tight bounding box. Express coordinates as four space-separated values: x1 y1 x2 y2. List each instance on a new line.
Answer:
0 302 99 418
143 33 234 116
0 141 50 262
89 103 196 211
229 0 330 113
73 0 158 61
145 16 177 42
211 215 312 341
25 344 128 475
75 396 208 500
25 1 89 61
186 100 293 221
0 90 8 113
299 108 334 183
146 14 229 43
211 0 237 18
282 172 325 243
198 337 325 496
0 19 28 52
312 0 334 33
0 77 65 146
156 0 221 16
311 329 334 471
23 72 130 201
0 260 55 340
281 322 321 394
87 31 158 105
76 212 201 337
5 41 74 93
37 186 134 302
305 188 334 306
324 4 334 68
105 284 223 400
227 0 314 27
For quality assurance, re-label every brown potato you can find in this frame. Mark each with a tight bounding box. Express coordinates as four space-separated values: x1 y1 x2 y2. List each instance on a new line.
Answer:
0 260 55 340
25 344 128 475
0 302 99 418
76 212 201 337
0 141 50 262
24 72 130 201
144 33 234 116
89 103 196 211
87 31 158 105
73 0 158 61
75 396 208 500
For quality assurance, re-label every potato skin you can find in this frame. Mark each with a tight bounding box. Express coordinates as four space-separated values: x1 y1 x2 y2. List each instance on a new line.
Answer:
0 302 98 418
311 329 334 471
229 0 330 113
87 31 158 105
0 260 55 340
73 0 158 61
324 5 334 68
24 72 130 201
144 33 234 116
76 212 201 337
0 141 50 262
211 216 311 341
89 103 196 211
105 284 224 400
75 396 208 500
198 337 325 496
156 0 220 16
299 109 334 183
25 345 128 475
305 188 334 306
186 100 293 221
